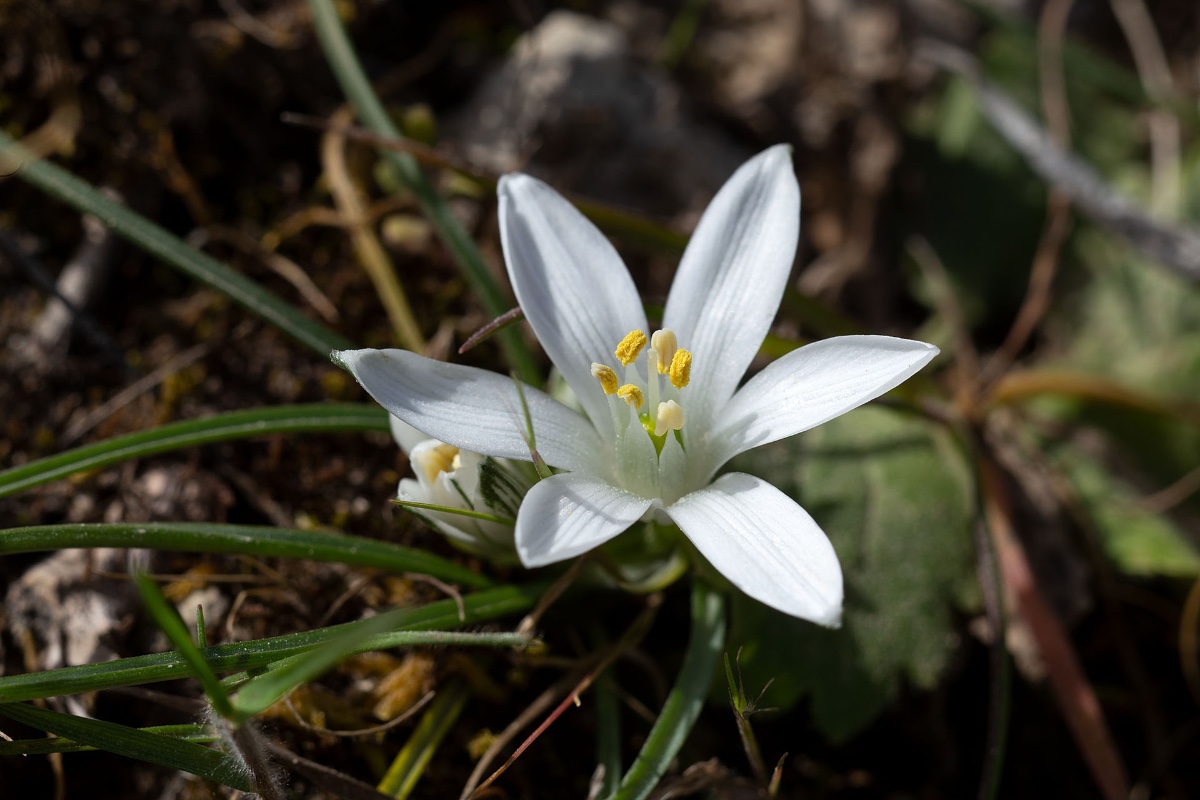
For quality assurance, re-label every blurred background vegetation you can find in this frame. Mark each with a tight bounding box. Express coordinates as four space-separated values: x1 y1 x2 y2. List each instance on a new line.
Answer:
1 0 1198 798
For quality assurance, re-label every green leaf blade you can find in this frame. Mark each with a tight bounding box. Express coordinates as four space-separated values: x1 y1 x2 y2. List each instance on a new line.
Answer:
0 131 350 356
0 703 252 791
0 521 489 588
0 403 389 499
0 584 542 703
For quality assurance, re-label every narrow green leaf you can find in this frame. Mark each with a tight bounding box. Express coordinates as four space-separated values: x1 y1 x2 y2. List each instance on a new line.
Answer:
392 498 514 526
232 605 400 717
0 703 252 791
135 573 234 719
221 628 532 696
610 581 726 800
590 625 623 796
0 403 388 499
0 724 215 756
0 131 350 356
0 521 489 589
0 584 542 703
377 678 470 798
306 0 539 384
224 629 532 692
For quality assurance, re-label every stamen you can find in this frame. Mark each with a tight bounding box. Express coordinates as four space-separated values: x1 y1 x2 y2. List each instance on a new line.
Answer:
591 362 619 395
667 349 692 389
617 384 644 409
412 442 460 484
654 400 685 437
650 329 677 374
615 330 647 366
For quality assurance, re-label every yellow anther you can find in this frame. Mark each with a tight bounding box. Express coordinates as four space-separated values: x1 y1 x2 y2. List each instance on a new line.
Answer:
412 442 460 484
667 349 692 389
615 330 647 366
617 383 644 409
591 362 619 395
650 329 677 374
654 400 685 437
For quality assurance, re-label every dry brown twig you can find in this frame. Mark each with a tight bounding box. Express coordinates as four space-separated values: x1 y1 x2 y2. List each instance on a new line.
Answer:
461 596 662 800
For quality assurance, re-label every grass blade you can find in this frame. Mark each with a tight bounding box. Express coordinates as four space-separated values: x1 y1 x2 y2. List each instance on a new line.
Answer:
378 678 470 798
230 604 504 717
0 702 253 791
0 584 541 703
0 724 215 756
609 581 726 800
0 403 388 498
135 573 235 719
305 0 539 384
0 521 489 588
0 131 351 356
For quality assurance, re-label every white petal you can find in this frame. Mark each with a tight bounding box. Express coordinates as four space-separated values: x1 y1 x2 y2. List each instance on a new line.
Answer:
515 473 653 567
334 349 603 475
662 145 800 422
708 336 939 472
389 415 429 455
666 473 842 626
500 174 649 439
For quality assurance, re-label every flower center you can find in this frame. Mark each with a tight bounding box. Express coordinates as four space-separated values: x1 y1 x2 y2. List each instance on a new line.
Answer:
411 442 461 483
592 328 692 454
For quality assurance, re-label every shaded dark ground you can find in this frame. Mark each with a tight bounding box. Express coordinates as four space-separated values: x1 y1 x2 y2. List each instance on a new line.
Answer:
2 1 1199 798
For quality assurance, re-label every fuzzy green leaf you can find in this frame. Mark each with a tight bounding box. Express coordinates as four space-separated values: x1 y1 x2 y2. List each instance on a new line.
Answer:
0 703 252 790
729 406 974 740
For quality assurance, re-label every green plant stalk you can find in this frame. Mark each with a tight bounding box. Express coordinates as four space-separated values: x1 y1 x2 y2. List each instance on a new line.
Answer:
972 441 1014 800
377 678 470 798
223 630 532 691
135 573 235 720
0 702 253 791
0 724 216 756
0 584 541 703
0 131 350 356
595 668 623 796
393 498 514 525
723 651 769 787
0 521 488 589
609 581 727 800
232 603 416 718
587 621 624 795
306 0 539 384
0 403 388 499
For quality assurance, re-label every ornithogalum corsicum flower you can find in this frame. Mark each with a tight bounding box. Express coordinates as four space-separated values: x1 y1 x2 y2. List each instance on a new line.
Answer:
334 146 938 626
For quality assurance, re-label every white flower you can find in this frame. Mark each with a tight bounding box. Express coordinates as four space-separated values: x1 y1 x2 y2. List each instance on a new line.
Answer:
388 416 524 561
334 146 938 626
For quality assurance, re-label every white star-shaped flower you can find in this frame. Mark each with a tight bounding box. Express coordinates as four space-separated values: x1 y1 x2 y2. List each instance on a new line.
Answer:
334 146 938 626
